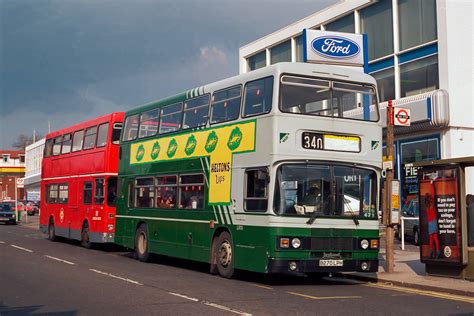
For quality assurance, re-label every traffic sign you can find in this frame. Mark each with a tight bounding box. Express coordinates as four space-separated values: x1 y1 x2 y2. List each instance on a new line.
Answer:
394 107 411 126
16 178 24 188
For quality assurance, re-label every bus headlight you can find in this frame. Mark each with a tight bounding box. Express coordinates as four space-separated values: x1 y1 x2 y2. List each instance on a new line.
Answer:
291 238 301 249
360 239 369 250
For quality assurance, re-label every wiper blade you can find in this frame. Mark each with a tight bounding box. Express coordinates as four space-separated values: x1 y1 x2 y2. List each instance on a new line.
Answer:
344 199 360 226
306 210 318 225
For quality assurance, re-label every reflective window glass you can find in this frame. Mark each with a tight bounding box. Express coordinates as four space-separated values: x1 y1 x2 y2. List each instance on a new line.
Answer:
400 55 438 97
52 136 62 156
371 68 395 102
139 109 159 138
94 178 105 204
325 14 355 33
183 95 210 129
83 126 97 150
72 130 84 152
96 123 109 147
83 182 93 204
248 51 266 71
361 0 393 60
270 40 291 64
243 77 273 117
159 102 182 134
295 35 304 62
122 114 139 142
211 86 241 124
398 0 437 51
61 134 72 154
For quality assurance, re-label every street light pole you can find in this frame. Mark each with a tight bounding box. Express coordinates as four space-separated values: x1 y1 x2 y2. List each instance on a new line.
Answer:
385 100 395 273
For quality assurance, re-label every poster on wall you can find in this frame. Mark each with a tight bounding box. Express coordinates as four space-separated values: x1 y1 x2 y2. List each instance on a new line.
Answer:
418 168 463 265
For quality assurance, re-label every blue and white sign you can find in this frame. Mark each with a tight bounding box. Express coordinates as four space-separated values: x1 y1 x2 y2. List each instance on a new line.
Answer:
303 29 368 71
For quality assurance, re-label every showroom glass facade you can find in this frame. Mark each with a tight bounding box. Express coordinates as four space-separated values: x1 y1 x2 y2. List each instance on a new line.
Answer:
244 0 441 210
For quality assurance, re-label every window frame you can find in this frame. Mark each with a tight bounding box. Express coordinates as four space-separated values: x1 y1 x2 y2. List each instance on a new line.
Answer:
61 133 72 154
155 175 178 209
52 135 63 156
178 173 205 210
135 177 155 208
96 123 109 148
242 76 274 118
72 129 85 153
83 126 98 150
94 178 105 205
138 108 160 139
244 167 269 212
83 181 93 205
182 94 211 130
210 85 242 125
122 114 140 142
44 138 54 157
159 102 183 135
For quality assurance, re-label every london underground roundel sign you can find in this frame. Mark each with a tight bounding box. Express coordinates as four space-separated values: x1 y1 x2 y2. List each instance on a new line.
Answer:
394 107 411 126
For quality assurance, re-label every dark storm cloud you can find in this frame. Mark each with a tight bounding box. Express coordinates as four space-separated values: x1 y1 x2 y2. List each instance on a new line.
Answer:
0 0 335 148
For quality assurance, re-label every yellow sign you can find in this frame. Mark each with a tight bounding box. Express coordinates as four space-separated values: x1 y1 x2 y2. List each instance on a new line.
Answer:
130 121 256 204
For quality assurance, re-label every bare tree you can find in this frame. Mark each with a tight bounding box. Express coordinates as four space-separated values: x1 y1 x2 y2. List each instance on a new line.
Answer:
11 133 44 150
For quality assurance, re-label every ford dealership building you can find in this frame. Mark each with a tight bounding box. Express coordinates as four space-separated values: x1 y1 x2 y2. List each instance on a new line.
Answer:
239 0 473 205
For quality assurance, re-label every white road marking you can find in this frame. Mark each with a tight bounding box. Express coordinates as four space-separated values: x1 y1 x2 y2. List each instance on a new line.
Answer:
168 292 199 302
203 302 252 315
89 269 143 285
45 255 76 265
167 292 252 315
10 244 33 253
0 241 5 244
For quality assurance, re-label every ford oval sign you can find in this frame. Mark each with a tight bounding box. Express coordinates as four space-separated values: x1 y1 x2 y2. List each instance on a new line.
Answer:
311 36 360 59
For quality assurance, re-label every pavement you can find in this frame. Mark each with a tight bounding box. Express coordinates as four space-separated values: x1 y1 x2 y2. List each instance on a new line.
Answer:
18 216 474 298
341 233 474 297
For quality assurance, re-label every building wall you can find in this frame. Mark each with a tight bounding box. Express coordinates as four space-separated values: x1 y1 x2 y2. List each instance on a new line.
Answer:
0 175 25 201
24 138 45 201
238 0 474 196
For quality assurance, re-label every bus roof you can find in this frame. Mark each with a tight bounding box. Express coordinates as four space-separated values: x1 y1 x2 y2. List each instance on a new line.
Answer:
46 112 124 140
125 62 377 116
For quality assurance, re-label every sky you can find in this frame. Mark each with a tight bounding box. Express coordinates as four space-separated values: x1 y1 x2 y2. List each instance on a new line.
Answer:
0 0 336 149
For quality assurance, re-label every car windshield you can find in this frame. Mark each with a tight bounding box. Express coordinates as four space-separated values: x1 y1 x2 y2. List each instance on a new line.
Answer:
279 75 379 122
0 203 12 211
274 164 378 219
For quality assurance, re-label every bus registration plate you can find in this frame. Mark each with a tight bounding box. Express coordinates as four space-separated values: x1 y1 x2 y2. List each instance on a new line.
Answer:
319 259 343 267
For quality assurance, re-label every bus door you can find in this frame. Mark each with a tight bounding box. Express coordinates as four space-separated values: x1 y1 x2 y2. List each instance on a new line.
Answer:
67 179 78 238
106 176 117 231
92 178 106 232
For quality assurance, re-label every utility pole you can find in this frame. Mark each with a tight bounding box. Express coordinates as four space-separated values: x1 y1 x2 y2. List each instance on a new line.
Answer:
385 100 395 273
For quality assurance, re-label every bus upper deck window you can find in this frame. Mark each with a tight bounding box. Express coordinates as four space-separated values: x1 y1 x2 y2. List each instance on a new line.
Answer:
52 135 63 156
112 123 122 144
96 123 109 148
122 114 139 142
243 77 273 117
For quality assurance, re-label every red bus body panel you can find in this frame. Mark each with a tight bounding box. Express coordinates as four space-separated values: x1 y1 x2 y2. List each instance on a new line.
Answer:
40 112 124 243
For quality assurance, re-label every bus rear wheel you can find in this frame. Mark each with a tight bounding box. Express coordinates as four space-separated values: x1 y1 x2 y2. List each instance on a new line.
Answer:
48 218 57 241
81 221 92 249
215 231 234 279
135 224 150 262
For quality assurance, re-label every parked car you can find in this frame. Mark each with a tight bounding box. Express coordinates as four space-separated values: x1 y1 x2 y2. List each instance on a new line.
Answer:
0 201 18 224
398 199 420 245
25 201 39 216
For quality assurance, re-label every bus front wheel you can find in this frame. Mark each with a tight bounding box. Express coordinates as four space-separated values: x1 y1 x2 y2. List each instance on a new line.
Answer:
215 231 234 279
135 224 150 262
48 218 57 241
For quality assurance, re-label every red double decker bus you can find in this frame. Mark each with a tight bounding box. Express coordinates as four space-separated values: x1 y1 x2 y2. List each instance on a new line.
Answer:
40 112 124 248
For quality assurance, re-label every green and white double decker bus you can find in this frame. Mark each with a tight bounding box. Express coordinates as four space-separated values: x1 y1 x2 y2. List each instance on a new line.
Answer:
115 62 382 278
